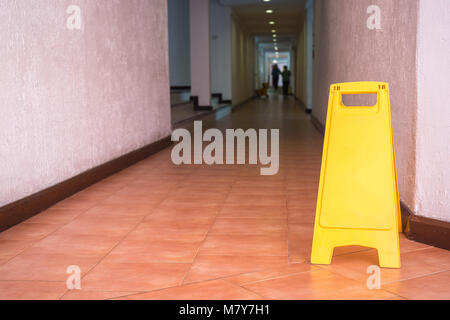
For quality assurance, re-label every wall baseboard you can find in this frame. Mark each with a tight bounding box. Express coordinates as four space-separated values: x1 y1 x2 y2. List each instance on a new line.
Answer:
311 113 325 134
401 203 450 250
212 93 232 105
190 96 213 111
0 136 172 232
310 113 449 250
212 93 223 103
171 86 191 91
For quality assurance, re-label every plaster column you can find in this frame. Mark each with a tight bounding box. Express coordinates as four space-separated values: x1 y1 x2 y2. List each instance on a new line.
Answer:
189 0 212 110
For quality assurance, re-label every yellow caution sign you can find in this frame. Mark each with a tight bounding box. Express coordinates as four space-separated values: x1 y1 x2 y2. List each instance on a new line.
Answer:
311 82 401 268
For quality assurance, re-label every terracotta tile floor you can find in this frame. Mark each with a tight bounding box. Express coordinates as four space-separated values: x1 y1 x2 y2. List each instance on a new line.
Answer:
1 96 449 300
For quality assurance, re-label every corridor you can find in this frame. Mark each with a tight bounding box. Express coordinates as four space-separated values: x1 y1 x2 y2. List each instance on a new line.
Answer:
0 96 449 300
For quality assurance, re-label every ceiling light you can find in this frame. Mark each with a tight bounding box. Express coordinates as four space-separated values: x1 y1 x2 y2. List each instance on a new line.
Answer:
271 30 276 33
273 34 277 37
275 46 278 50
266 10 273 14
263 0 271 2
269 21 275 25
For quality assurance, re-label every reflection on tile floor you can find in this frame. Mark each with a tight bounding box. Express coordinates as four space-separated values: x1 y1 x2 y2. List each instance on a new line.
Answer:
0 96 449 300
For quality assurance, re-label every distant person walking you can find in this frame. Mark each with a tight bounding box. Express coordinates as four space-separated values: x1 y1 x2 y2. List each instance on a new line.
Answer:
282 66 291 96
271 64 281 90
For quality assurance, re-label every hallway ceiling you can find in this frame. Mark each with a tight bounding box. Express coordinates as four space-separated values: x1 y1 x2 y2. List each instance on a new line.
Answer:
255 35 295 53
220 0 303 5
219 0 305 34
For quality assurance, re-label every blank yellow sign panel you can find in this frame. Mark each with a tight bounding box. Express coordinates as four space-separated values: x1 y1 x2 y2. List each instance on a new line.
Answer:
311 82 401 268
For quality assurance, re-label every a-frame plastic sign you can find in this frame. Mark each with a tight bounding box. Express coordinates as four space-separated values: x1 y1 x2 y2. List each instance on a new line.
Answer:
311 82 401 268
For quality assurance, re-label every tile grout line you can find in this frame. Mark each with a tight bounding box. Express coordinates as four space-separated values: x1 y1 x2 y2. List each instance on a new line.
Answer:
285 190 291 265
59 180 179 300
60 166 192 300
381 269 450 286
0 279 65 283
0 199 109 275
222 278 271 300
179 173 235 285
0 182 135 300
225 267 322 287
107 274 270 300
382 292 410 300
315 262 450 291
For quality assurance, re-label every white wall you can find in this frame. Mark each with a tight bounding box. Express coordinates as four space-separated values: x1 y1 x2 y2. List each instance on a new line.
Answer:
256 46 266 89
190 0 211 106
210 0 232 101
290 48 296 94
295 0 313 109
168 0 190 87
415 0 450 222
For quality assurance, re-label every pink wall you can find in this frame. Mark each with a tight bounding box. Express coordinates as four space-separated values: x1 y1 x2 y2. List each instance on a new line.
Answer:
0 0 172 207
415 0 450 222
312 0 419 210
